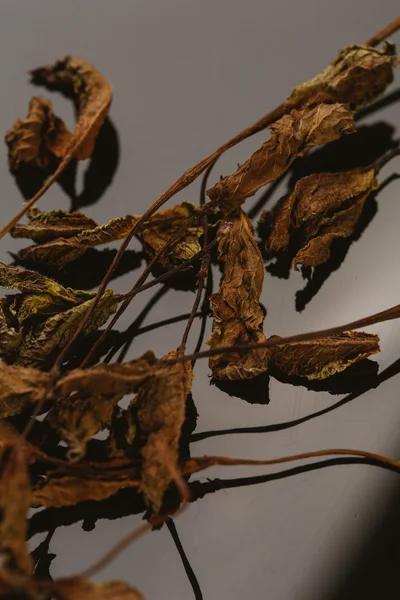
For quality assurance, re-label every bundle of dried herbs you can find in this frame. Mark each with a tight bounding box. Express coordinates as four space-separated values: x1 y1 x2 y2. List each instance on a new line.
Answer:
0 17 399 600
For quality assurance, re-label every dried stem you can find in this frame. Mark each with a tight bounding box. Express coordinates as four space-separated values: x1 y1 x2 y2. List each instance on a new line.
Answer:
372 146 400 173
175 302 400 364
364 15 400 47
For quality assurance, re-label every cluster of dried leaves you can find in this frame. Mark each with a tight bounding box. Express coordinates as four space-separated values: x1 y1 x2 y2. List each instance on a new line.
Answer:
0 19 399 599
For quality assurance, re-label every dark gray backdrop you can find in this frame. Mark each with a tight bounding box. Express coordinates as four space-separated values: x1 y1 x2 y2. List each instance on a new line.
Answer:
0 2 399 599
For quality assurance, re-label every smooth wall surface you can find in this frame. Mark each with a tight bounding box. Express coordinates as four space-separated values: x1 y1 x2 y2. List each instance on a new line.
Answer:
0 2 399 599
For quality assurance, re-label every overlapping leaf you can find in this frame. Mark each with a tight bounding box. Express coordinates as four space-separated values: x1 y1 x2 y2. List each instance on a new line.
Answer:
207 211 269 379
207 103 356 211
261 166 378 268
136 351 193 512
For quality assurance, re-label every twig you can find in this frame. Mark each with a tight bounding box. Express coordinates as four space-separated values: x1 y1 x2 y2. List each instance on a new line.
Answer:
364 16 400 47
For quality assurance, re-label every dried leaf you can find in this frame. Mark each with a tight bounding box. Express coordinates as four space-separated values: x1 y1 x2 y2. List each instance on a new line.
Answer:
136 351 193 512
56 352 155 397
13 202 202 270
31 55 113 160
0 263 120 366
0 363 50 418
11 206 97 243
207 103 355 211
5 96 73 171
54 577 143 600
285 42 398 112
269 331 380 380
207 211 269 379
263 167 378 268
32 475 139 508
136 201 203 270
0 447 33 575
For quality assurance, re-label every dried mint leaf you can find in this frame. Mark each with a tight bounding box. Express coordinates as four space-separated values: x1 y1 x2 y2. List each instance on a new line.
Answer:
13 202 202 270
0 362 50 418
5 96 73 171
207 103 355 211
285 42 398 112
136 351 193 512
53 577 144 600
11 206 97 243
262 167 378 269
207 211 269 379
269 331 380 380
0 447 33 575
31 55 113 160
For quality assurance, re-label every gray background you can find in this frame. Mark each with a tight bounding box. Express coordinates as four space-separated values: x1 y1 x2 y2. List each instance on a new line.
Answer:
0 1 400 599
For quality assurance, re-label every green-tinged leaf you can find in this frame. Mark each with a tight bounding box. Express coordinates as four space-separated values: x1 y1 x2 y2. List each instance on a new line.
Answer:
11 206 97 243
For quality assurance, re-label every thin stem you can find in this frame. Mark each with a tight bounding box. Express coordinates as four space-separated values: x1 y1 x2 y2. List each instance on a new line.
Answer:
372 146 400 173
80 212 209 368
364 16 400 47
184 448 400 476
174 302 400 364
178 160 216 354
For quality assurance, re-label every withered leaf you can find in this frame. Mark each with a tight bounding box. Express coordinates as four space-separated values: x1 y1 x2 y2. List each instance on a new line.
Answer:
207 103 355 211
56 351 156 397
136 201 203 270
32 474 139 508
207 211 269 379
0 263 120 366
285 42 398 112
0 362 50 418
269 331 380 380
11 205 97 243
54 577 143 600
0 447 33 575
263 167 378 269
136 351 193 512
5 96 73 171
13 202 202 270
31 55 113 160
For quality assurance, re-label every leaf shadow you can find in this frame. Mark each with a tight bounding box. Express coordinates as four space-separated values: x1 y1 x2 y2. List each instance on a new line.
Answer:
9 117 120 210
213 372 271 405
190 355 400 443
11 247 143 290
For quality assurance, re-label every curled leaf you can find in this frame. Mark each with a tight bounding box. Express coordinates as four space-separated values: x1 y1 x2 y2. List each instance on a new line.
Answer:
286 42 398 112
207 103 355 211
0 447 33 575
13 202 202 271
0 263 120 366
31 55 113 160
269 331 380 380
262 167 378 268
0 363 50 418
207 211 269 379
11 206 97 243
5 96 73 171
136 351 193 512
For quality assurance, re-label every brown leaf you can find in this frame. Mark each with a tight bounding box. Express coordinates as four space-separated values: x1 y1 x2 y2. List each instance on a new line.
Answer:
285 42 398 112
207 103 355 211
31 55 113 160
32 474 139 508
0 363 50 418
11 206 97 244
207 211 269 379
263 167 378 268
0 447 33 575
56 352 156 398
13 202 201 270
54 577 143 600
5 96 73 171
136 351 193 512
136 201 203 270
269 331 380 380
